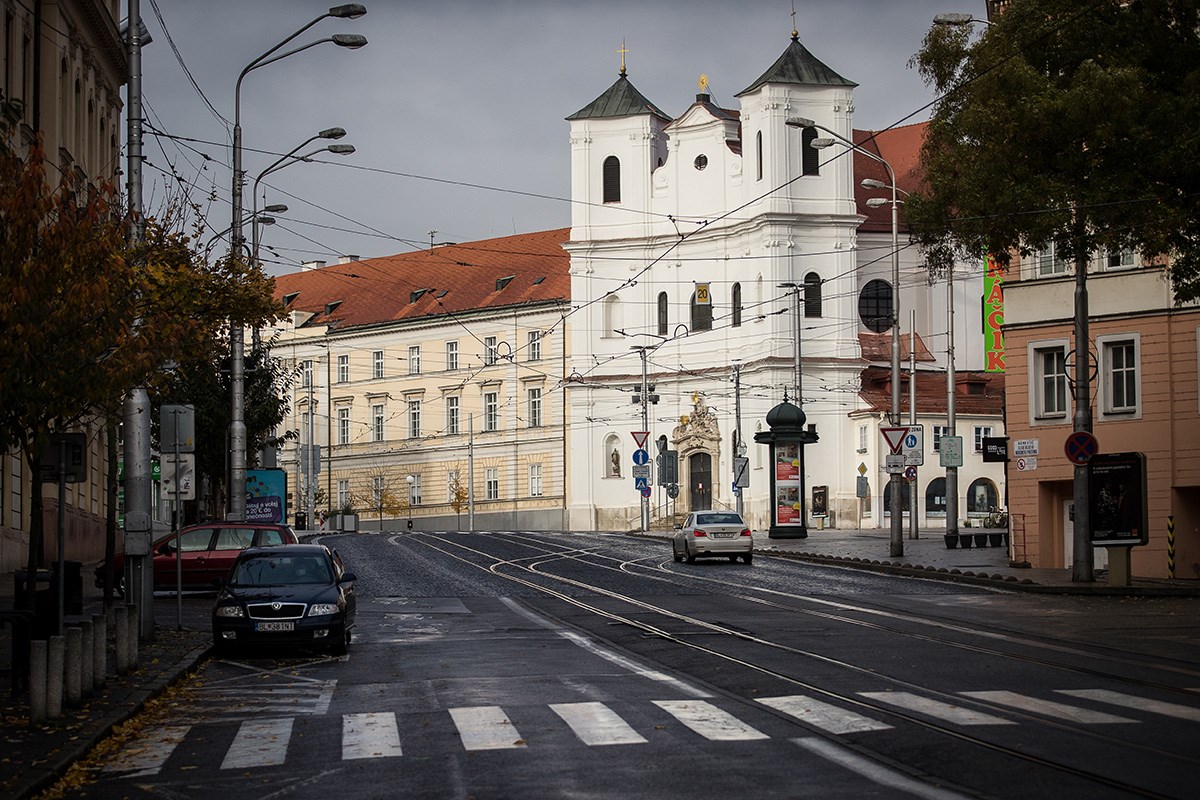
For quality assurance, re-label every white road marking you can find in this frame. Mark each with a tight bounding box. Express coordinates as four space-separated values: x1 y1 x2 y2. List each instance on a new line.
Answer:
501 597 711 698
794 737 975 800
961 691 1137 724
858 692 1015 726
342 712 404 760
101 725 189 777
653 700 769 740
449 706 527 750
220 718 294 770
1056 689 1200 722
550 702 648 746
758 694 893 734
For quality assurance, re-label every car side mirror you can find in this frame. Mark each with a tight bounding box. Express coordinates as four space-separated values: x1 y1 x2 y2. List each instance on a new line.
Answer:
673 524 682 531
158 543 175 555
339 572 357 584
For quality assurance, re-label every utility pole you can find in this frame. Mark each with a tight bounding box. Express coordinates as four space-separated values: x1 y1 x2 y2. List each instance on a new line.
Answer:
945 264 958 540
909 310 919 540
468 413 475 531
306 366 315 529
733 361 744 519
633 347 651 532
123 0 154 638
1071 222 1094 582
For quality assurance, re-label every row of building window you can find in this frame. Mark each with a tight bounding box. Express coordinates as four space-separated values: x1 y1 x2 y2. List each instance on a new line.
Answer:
1032 335 1139 420
335 464 545 509
300 333 544 387
1030 243 1139 277
857 424 995 453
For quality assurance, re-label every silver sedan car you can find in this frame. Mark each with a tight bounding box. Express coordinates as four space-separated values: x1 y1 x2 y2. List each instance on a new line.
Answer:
671 511 753 564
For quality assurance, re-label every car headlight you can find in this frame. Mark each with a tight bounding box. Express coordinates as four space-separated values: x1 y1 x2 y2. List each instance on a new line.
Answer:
214 605 244 618
308 603 339 616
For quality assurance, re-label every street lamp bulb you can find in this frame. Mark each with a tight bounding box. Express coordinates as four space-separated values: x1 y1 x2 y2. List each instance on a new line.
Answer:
785 116 816 128
406 475 415 485
257 216 277 225
264 203 289 213
861 178 889 190
326 144 356 155
318 127 347 140
933 12 975 25
865 198 888 208
811 138 836 149
333 33 368 49
329 4 367 19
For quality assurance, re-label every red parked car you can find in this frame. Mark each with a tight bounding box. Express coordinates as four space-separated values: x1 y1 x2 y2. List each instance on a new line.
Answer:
95 522 299 594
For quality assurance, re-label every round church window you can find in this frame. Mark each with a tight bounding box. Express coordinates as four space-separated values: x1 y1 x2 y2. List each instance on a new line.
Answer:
859 279 894 333
694 154 708 171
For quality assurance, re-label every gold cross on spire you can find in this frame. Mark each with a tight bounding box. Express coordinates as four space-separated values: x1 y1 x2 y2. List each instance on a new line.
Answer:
618 39 629 76
791 0 799 39
698 74 710 93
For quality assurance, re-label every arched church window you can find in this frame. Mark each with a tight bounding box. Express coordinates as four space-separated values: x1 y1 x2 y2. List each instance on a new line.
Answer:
732 283 743 327
657 292 668 336
858 279 893 333
804 272 822 318
603 295 621 337
882 480 912 513
925 477 947 516
690 291 712 332
604 434 621 477
801 127 820 177
756 131 763 181
603 156 621 203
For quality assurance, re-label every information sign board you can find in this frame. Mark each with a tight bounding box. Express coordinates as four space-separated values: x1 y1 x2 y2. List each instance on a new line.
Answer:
939 435 963 468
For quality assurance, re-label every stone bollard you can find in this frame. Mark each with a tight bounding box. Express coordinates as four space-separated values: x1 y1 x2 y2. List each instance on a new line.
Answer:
92 613 107 688
29 639 47 724
47 635 65 719
80 620 94 696
65 627 82 706
114 605 130 674
126 604 140 668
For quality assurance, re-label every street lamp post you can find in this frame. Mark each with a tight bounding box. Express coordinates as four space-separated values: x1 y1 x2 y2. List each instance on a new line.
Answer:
228 5 367 522
406 474 415 531
787 117 904 558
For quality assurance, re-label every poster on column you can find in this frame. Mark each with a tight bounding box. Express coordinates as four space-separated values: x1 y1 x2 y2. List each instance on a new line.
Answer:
776 486 800 524
775 443 799 481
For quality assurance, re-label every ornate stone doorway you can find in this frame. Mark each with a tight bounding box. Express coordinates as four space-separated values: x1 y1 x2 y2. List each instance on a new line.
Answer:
689 452 712 510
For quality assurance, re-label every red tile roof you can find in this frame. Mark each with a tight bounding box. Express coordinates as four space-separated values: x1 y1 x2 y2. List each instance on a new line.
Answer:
858 365 1005 417
273 228 571 331
859 331 936 364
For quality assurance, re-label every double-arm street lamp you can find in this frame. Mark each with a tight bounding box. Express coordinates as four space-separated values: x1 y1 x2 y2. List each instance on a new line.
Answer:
228 4 367 521
786 116 905 558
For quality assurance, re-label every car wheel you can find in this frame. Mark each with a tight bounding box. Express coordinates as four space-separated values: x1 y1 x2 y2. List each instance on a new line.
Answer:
743 553 753 564
728 555 738 563
672 543 682 563
330 629 349 656
685 543 696 564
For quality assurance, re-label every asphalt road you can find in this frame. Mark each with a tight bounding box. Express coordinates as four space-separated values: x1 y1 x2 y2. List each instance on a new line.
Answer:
54 531 1200 800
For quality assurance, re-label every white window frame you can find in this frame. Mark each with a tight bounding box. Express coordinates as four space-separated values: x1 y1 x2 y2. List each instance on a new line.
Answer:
372 404 385 442
973 425 993 453
445 340 458 371
857 424 867 453
408 400 421 439
527 387 542 428
408 345 421 375
484 391 499 432
372 350 384 379
337 479 350 510
931 425 950 452
1098 333 1141 419
446 395 460 435
301 359 313 388
408 474 422 506
484 336 498 366
337 407 350 445
485 467 499 500
528 463 543 497
527 330 542 361
1032 242 1068 277
337 354 349 383
1031 340 1070 422
1099 246 1136 271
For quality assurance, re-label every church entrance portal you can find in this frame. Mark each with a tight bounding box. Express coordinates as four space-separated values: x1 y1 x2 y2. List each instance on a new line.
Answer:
689 452 712 511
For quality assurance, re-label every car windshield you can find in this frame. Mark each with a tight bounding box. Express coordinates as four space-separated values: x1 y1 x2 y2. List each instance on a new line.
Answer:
697 513 743 525
229 555 333 587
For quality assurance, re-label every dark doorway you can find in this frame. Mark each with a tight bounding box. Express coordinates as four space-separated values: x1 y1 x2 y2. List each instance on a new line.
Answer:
689 452 712 511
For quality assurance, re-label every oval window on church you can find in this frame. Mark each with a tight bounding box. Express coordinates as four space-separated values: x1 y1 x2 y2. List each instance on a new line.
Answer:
858 279 894 333
694 154 708 171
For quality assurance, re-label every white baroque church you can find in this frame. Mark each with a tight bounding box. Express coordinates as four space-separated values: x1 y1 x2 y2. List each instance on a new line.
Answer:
563 34 1002 532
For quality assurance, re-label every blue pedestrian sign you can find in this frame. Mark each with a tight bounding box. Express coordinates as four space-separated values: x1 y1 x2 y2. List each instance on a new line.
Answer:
632 448 649 466
634 476 649 490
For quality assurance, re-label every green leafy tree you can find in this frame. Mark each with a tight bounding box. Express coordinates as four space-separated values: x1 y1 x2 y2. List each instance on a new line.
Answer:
448 469 469 529
906 0 1200 296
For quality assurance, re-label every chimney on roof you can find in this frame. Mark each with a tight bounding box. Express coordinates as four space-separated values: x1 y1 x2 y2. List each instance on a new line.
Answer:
301 260 326 271
338 255 359 264
696 93 710 103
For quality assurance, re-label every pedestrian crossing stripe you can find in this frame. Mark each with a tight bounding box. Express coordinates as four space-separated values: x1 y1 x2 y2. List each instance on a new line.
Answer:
98 688 1198 775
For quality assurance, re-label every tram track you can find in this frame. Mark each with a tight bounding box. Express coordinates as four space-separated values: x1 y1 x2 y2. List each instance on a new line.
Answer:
392 530 1197 800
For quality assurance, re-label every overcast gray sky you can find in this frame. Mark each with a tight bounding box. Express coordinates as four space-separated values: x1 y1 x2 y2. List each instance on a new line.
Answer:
135 0 985 273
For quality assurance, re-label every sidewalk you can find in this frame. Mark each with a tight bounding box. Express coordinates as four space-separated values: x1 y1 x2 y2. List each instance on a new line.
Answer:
2 528 1197 800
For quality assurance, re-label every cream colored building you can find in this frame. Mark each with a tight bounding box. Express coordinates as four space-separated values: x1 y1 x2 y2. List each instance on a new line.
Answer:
1 0 125 572
270 230 572 531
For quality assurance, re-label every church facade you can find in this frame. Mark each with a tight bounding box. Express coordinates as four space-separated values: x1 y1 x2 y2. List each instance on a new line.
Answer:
563 35 1004 532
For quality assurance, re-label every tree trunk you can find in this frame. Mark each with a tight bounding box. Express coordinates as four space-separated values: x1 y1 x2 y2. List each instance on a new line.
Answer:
103 415 118 606
21 446 45 612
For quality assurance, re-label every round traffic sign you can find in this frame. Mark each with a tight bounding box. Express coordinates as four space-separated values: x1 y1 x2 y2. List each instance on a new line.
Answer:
632 449 649 465
903 465 917 481
667 484 679 499
640 485 652 498
1064 431 1099 465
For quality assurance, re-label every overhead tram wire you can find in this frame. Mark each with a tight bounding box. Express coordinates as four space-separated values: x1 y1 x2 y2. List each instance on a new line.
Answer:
146 0 230 128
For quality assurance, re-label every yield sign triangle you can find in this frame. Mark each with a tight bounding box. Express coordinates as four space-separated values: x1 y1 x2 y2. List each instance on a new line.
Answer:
881 427 909 455
631 431 649 450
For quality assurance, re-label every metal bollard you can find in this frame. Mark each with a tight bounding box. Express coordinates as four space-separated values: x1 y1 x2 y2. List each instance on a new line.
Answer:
80 620 94 696
29 639 47 724
127 604 140 667
47 635 65 719
114 605 130 674
65 627 82 706
92 613 107 688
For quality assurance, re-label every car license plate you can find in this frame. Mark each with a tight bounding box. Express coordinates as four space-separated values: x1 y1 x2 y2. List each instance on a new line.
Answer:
255 621 295 632
713 532 734 538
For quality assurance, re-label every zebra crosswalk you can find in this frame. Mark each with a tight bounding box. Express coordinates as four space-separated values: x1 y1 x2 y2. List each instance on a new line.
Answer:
99 687 1194 777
